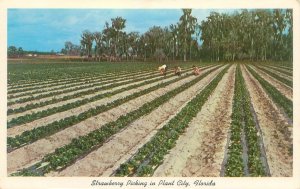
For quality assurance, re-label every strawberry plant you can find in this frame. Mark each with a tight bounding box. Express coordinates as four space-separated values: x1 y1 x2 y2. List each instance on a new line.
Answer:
114 66 230 177
10 65 221 176
247 65 292 119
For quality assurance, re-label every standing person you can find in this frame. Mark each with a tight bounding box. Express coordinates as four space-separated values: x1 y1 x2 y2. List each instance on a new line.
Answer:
158 64 167 76
174 66 182 76
192 65 201 75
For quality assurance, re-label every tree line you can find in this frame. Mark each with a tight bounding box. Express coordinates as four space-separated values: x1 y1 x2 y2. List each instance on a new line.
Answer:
72 9 292 62
7 46 57 58
8 9 292 62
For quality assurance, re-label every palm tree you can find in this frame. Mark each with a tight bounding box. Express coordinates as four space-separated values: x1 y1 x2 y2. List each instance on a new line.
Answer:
111 17 126 56
93 32 103 61
178 9 197 62
170 24 178 61
80 30 94 58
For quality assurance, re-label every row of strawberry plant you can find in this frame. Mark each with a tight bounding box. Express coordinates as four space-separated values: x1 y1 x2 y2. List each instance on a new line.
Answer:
224 65 266 177
7 67 197 127
8 69 156 99
7 66 218 149
247 66 293 119
264 65 292 77
8 71 120 90
7 68 176 106
8 65 153 87
10 65 222 176
8 69 151 98
255 66 292 87
113 66 230 177
7 66 199 115
273 65 292 71
8 61 173 85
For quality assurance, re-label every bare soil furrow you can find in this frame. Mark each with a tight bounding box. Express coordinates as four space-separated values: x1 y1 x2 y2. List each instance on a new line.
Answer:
241 65 292 177
266 65 293 75
7 66 220 174
8 72 118 90
8 70 154 99
7 68 185 121
46 66 225 177
250 65 292 100
7 76 156 122
258 66 292 81
152 65 235 177
7 67 200 137
8 70 158 104
8 70 141 90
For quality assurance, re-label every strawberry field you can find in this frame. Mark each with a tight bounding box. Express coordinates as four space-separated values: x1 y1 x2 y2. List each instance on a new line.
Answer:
7 62 293 177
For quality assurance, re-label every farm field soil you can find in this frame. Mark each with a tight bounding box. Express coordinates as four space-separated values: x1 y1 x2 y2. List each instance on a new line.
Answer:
241 65 292 176
8 69 162 110
8 69 155 102
47 65 225 176
258 65 292 81
153 65 235 177
7 65 221 174
249 65 292 100
7 62 293 177
7 67 192 124
7 67 202 137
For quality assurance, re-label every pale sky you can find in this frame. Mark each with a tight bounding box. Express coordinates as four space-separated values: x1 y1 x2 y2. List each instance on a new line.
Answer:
8 9 237 52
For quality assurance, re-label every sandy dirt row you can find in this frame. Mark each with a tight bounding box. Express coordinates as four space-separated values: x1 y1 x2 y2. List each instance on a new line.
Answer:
8 72 117 91
7 68 192 121
257 66 292 81
249 65 292 100
266 65 293 75
8 68 174 110
8 67 193 110
8 71 120 90
8 70 158 103
8 70 141 89
241 65 292 177
153 65 235 177
7 67 201 137
46 66 226 176
7 65 221 174
8 69 154 99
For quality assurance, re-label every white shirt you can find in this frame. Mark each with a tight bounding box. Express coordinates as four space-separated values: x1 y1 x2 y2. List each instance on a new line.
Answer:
158 65 166 70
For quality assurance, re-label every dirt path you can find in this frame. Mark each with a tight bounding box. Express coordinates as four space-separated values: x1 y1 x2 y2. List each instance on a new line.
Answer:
8 72 119 91
8 70 153 100
152 65 235 177
8 70 158 105
7 65 221 174
266 65 293 75
257 66 292 81
8 70 140 90
241 65 292 177
8 68 194 121
249 65 292 100
7 73 159 121
46 66 226 176
8 68 192 110
7 67 198 137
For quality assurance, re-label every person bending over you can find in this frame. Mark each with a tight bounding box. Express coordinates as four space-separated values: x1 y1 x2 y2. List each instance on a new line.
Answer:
174 66 182 76
158 64 168 76
192 65 201 76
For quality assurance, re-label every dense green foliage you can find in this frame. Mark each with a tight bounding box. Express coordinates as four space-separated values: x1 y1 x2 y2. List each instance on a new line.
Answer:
225 65 266 177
